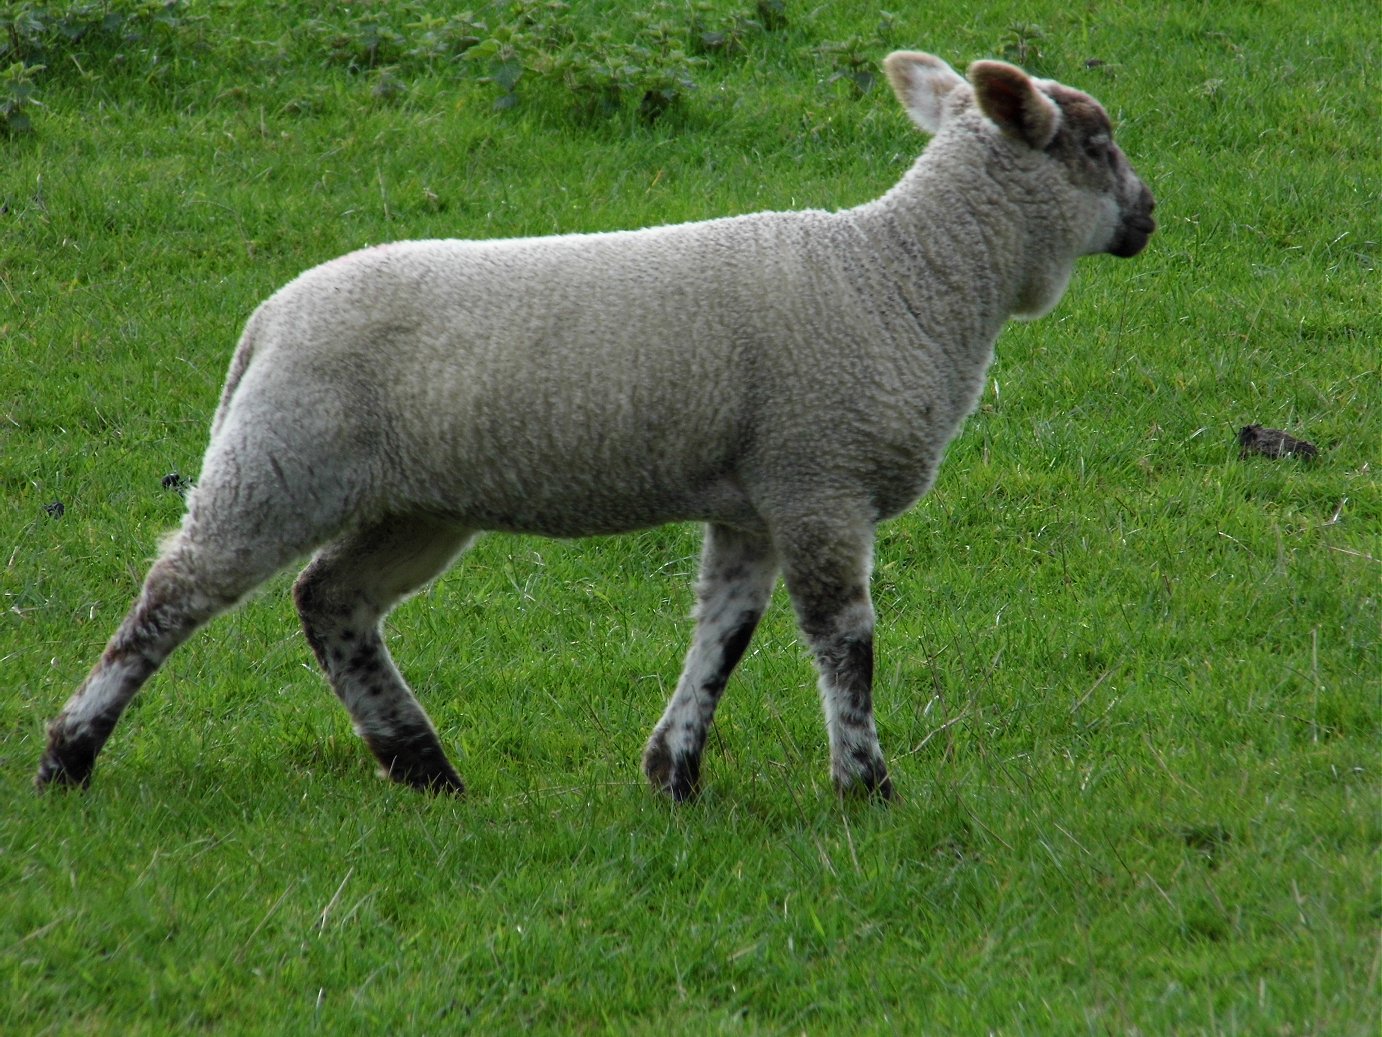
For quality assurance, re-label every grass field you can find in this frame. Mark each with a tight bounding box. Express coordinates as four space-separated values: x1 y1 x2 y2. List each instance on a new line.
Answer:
2 1 1378 1033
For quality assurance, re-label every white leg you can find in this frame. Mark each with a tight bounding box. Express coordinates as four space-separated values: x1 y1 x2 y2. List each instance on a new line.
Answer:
643 524 777 799
293 515 473 793
37 517 308 789
775 514 892 799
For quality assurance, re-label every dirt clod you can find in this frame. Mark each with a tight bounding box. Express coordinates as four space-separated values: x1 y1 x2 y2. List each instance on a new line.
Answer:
1237 425 1318 461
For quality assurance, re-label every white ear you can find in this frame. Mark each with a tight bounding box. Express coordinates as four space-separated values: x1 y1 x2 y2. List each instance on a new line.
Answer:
967 60 1062 150
884 51 966 134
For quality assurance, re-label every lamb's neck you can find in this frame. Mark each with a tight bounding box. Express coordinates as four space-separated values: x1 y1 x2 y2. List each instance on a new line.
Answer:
850 155 1072 337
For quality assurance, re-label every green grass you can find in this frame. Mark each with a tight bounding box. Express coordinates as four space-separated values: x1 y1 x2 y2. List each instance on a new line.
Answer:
3 1 1378 1033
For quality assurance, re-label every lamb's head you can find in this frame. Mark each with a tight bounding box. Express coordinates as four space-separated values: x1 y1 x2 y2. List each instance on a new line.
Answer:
884 51 1156 264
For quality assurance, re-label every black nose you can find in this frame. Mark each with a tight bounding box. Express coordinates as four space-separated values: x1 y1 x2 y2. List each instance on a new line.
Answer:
1133 186 1156 234
1110 208 1156 258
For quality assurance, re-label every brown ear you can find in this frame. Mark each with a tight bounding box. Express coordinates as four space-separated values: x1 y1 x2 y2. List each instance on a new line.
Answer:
968 60 1061 149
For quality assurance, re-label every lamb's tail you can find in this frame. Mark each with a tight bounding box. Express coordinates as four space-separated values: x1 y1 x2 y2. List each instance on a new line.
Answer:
208 305 266 438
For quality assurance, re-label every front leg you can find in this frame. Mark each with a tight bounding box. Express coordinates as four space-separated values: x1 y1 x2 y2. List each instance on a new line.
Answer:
643 524 778 800
776 515 893 800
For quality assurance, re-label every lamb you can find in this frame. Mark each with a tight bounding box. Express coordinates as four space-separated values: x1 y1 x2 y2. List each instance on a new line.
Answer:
35 51 1156 801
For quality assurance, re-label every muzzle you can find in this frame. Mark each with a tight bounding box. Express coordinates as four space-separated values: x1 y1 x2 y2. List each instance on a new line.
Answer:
1110 186 1156 258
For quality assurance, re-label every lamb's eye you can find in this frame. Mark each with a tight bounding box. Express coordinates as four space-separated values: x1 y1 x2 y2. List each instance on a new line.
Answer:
1084 134 1110 159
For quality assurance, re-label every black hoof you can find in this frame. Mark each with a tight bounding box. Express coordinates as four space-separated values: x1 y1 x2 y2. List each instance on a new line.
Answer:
35 752 93 791
642 738 701 803
369 731 466 796
835 759 894 802
388 757 466 797
35 727 99 792
414 769 466 796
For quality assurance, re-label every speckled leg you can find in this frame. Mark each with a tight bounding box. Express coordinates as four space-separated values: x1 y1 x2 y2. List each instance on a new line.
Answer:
643 524 778 800
293 515 473 794
36 520 308 791
776 515 892 800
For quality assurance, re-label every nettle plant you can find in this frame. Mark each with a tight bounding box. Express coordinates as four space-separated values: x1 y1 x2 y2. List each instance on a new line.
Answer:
546 35 699 122
1 59 42 134
811 11 897 96
0 0 185 133
449 1 707 123
303 0 789 124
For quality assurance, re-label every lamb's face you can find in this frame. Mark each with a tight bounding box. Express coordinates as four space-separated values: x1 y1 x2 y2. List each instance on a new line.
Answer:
1039 83 1157 259
885 52 1156 267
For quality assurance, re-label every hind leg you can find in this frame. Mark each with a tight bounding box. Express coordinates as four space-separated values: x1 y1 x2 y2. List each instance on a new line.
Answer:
36 519 308 790
293 514 473 794
643 524 778 800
